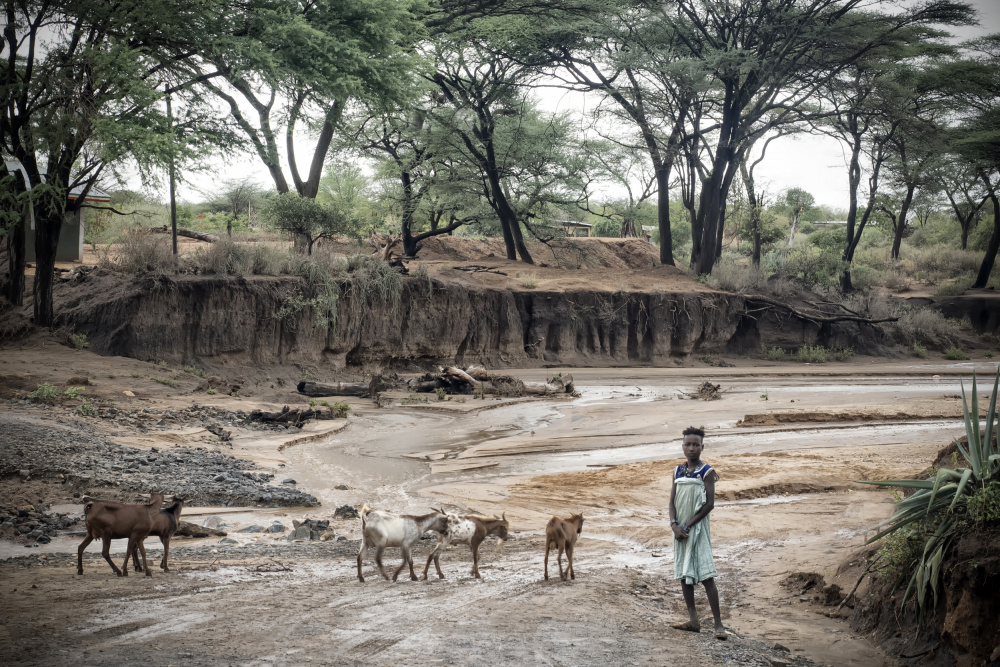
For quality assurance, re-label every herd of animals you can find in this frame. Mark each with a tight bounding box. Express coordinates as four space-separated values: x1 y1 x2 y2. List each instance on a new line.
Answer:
76 494 585 582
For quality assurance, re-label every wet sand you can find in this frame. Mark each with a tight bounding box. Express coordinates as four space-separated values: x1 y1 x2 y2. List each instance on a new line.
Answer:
2 361 987 665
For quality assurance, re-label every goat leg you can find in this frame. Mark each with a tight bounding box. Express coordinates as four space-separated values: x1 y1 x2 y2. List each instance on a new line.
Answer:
121 537 134 577
375 547 390 581
557 545 566 581
567 544 575 580
137 540 151 577
102 536 122 576
77 535 93 575
405 546 418 581
433 551 445 579
472 542 481 579
544 542 550 581
356 544 367 583
392 551 407 582
422 548 438 581
160 535 170 571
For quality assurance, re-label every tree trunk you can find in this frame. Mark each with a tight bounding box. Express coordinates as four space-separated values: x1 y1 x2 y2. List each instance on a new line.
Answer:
5 205 27 305
33 209 66 327
740 163 763 268
656 166 674 266
788 211 799 247
890 184 915 260
227 216 233 237
485 168 532 264
972 191 1000 289
960 221 970 250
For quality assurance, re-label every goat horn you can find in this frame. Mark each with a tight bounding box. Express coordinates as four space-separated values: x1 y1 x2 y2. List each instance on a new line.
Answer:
502 512 506 521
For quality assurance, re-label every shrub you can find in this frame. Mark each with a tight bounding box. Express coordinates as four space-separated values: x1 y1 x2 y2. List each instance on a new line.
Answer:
590 218 620 237
780 245 844 289
64 386 86 399
206 388 217 395
913 343 928 358
706 256 767 294
944 347 969 360
69 333 89 350
934 277 972 297
100 229 174 275
330 401 351 418
762 346 786 361
28 382 59 404
516 272 539 289
185 366 206 378
78 399 97 417
830 347 853 362
434 387 447 401
796 345 829 363
797 221 816 235
967 481 1000 526
154 377 178 387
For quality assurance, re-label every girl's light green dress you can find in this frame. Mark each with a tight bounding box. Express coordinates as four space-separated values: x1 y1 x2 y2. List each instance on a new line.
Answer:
673 468 718 585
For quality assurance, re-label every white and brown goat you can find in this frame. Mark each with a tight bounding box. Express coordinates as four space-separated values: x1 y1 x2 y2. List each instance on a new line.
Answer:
422 511 509 580
544 513 584 581
356 505 448 582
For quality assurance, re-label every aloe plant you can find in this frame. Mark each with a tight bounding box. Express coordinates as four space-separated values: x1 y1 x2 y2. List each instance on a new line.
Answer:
860 368 1000 618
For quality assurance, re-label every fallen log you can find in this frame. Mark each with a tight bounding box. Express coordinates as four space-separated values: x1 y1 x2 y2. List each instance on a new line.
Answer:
150 225 219 243
250 405 333 423
297 381 370 397
523 374 574 395
444 366 481 388
744 296 898 325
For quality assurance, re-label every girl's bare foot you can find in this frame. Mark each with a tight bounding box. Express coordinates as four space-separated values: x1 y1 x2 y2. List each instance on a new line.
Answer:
670 621 701 632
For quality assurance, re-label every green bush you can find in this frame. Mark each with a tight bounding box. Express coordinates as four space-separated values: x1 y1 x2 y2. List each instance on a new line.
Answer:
330 401 351 418
28 382 59 404
809 227 847 252
944 347 969 360
796 345 829 363
762 346 786 361
69 333 89 350
913 343 928 358
78 399 97 417
797 221 816 235
64 386 86 399
434 387 447 401
780 245 845 289
589 218 620 237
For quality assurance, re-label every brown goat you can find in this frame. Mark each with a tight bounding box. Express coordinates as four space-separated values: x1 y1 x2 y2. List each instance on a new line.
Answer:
131 499 185 573
77 493 163 577
422 512 510 580
544 513 583 581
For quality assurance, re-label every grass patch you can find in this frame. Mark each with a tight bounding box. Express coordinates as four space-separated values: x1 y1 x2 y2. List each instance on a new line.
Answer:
330 401 351 419
68 333 89 350
795 345 829 363
761 346 786 361
913 343 928 358
154 377 178 388
944 347 969 360
515 272 539 289
64 386 86 399
184 366 206 378
435 387 448 401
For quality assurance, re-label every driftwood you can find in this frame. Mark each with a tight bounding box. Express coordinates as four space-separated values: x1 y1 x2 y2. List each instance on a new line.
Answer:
297 381 370 397
249 405 333 424
745 296 898 325
151 225 219 243
174 521 226 538
408 368 575 397
453 265 508 276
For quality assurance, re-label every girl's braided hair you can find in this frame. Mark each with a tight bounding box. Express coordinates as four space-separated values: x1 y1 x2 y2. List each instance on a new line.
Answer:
682 426 705 438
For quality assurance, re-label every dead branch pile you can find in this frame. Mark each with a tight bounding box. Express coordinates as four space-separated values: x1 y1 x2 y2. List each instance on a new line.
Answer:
249 405 335 425
406 366 577 397
681 381 725 401
150 225 219 243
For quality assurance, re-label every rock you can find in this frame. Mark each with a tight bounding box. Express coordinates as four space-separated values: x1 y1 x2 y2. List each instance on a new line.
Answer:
239 524 265 533
771 643 789 652
268 522 286 533
202 516 226 529
769 659 791 667
219 537 238 545
18 470 30 479
289 525 311 540
123 390 135 397
213 474 228 482
335 484 349 490
281 478 296 485
334 505 359 520
320 531 335 541
175 521 226 538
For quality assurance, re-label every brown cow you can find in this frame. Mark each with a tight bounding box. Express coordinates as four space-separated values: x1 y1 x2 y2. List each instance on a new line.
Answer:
77 493 163 577
544 513 583 581
132 498 185 573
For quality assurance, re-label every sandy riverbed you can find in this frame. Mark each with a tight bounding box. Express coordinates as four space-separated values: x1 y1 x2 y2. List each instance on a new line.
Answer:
2 358 993 666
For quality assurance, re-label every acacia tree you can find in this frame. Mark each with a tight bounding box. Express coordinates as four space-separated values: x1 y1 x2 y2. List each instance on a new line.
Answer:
663 0 973 275
936 160 988 249
784 187 816 247
0 0 228 324
188 0 420 200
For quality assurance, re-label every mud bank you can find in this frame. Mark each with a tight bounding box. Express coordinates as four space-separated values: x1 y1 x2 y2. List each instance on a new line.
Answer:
52 270 882 368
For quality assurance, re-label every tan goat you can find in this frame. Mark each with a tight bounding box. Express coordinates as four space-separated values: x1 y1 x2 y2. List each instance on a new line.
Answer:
544 513 583 581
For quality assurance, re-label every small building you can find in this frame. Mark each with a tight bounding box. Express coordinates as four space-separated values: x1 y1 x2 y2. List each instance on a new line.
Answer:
558 220 593 237
24 185 110 262
811 220 848 229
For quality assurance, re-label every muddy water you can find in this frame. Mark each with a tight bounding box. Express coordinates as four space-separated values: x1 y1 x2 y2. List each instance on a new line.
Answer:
283 369 972 514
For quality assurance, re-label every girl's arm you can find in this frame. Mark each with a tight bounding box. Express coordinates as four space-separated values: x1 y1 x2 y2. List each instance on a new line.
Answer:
682 470 718 530
668 474 687 540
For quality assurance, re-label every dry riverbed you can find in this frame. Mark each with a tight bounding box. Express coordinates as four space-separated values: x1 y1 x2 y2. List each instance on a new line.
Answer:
2 343 993 666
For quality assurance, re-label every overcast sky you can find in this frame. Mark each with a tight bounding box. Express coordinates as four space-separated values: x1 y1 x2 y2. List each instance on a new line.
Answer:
152 0 1000 211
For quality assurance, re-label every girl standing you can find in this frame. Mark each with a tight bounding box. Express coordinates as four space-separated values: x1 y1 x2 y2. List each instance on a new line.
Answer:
669 426 726 640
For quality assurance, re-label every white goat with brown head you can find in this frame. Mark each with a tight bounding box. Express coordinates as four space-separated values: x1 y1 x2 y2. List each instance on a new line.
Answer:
356 505 448 582
422 511 509 580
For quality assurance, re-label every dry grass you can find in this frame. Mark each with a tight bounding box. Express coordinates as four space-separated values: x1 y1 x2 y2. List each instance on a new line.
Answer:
99 230 174 275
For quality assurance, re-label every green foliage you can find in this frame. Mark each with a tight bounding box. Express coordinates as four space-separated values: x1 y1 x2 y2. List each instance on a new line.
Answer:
28 383 59 404
797 221 816 235
64 386 86 399
330 402 351 419
762 346 786 361
913 343 929 358
154 377 178 388
944 347 969 360
206 388 217 395
261 193 357 254
781 245 845 289
434 387 448 401
795 345 829 363
185 366 207 378
967 482 1000 526
809 227 848 253
78 399 97 417
862 370 1000 619
69 333 89 350
590 218 621 237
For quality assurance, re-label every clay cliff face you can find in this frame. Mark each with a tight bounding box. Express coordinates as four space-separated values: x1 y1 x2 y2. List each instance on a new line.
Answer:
54 272 878 367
